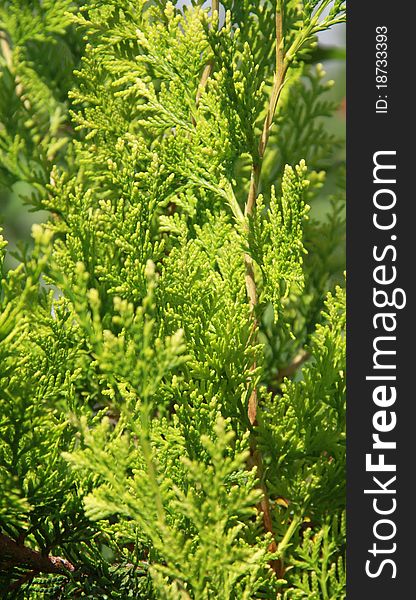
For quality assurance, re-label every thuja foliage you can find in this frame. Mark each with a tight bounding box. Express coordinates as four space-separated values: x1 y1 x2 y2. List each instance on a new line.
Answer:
0 1 346 598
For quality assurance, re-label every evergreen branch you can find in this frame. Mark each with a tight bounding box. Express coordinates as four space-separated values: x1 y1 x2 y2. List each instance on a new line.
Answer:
0 2 346 596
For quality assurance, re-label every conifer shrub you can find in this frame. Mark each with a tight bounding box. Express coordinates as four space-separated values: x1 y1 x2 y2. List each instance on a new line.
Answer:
0 1 346 598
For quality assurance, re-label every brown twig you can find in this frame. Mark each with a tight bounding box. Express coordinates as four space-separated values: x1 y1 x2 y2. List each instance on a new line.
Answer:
0 30 13 68
0 533 75 582
195 0 219 107
277 350 310 383
243 1 289 576
267 350 311 395
247 442 282 574
245 1 287 427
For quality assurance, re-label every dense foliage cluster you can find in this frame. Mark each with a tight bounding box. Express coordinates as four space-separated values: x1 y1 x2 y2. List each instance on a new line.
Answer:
0 1 346 598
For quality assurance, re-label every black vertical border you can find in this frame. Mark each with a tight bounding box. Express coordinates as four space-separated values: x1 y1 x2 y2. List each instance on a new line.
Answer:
347 1 415 597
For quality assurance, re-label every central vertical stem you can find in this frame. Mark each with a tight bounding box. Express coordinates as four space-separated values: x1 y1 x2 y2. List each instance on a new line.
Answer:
243 1 286 576
245 0 286 428
195 0 219 106
245 162 261 426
